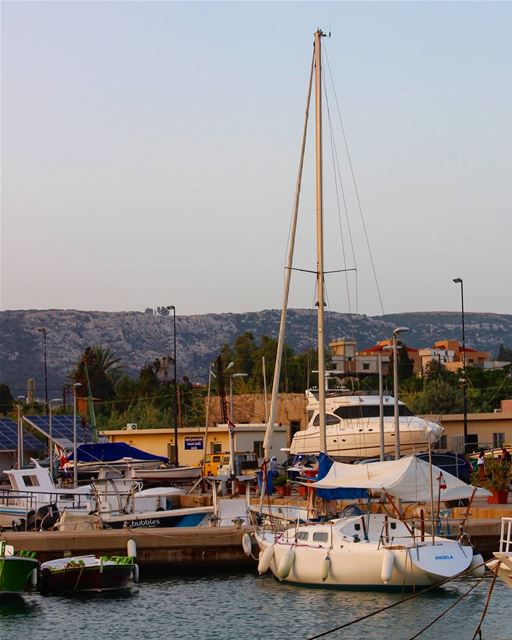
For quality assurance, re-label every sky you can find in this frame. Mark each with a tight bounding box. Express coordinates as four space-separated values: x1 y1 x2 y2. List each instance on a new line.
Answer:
1 1 511 318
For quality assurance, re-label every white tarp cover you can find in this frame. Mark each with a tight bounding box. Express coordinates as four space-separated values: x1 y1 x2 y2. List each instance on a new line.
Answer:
312 455 491 502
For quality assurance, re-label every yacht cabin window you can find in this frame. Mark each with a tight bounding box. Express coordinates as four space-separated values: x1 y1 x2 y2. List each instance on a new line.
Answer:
312 532 329 542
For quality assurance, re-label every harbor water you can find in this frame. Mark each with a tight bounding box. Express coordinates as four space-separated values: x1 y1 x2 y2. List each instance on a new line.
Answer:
1 571 510 640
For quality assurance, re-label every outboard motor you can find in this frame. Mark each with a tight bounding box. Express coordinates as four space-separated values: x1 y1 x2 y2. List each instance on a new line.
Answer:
36 503 60 530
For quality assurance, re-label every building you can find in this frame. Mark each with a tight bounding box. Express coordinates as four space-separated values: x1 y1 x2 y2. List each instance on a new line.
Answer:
434 399 512 453
103 423 289 466
419 339 490 375
329 337 419 376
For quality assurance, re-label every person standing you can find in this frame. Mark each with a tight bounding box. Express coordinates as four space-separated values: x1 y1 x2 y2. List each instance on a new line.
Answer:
477 450 486 480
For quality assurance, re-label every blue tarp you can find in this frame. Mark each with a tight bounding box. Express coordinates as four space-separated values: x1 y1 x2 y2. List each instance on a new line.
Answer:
313 453 368 500
68 442 168 464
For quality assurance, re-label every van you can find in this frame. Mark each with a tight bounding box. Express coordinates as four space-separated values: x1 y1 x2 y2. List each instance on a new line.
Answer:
204 452 258 477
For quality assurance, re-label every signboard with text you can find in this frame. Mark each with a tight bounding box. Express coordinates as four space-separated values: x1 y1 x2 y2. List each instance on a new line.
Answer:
184 436 204 450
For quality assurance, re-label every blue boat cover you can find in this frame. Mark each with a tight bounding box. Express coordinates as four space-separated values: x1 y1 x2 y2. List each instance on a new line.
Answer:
68 442 168 464
313 453 368 500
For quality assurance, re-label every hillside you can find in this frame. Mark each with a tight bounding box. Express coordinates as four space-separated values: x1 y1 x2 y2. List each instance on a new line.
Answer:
1 309 512 398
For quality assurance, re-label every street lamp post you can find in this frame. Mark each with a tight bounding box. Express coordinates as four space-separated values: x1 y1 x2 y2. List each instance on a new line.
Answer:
453 277 468 453
203 362 216 471
37 327 49 414
166 305 178 466
72 383 82 488
16 396 26 469
48 398 63 482
229 372 248 483
392 327 409 460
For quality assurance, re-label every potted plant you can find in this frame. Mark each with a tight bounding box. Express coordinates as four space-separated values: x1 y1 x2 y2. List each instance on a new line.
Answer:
472 455 511 504
273 474 291 497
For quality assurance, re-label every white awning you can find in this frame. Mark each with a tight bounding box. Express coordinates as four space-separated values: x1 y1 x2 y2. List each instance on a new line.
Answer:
312 455 491 502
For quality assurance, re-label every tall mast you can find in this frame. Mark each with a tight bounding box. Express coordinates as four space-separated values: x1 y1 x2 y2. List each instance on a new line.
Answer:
314 29 327 453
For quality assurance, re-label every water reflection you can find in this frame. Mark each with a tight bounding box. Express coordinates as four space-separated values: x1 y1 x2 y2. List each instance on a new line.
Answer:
0 595 40 618
0 573 508 640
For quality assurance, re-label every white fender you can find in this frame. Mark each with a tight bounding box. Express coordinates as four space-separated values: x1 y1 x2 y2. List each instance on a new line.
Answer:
258 545 274 575
127 538 137 559
320 555 331 582
132 563 140 583
470 553 485 578
242 533 252 557
277 546 295 580
381 550 395 584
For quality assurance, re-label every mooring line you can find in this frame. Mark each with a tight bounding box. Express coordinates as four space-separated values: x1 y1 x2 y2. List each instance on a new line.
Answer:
306 561 489 640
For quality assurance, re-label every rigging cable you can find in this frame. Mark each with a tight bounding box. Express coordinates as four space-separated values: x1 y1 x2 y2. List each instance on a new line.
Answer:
324 83 352 314
322 69 357 316
323 43 385 316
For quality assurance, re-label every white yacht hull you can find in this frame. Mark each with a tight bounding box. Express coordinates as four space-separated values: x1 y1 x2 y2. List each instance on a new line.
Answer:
289 418 441 458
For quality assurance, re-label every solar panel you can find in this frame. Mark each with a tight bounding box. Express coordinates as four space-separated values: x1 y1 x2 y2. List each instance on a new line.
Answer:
0 418 44 452
24 415 94 449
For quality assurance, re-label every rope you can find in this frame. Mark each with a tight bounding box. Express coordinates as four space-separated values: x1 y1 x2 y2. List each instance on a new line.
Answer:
407 575 485 639
306 560 489 640
471 560 501 640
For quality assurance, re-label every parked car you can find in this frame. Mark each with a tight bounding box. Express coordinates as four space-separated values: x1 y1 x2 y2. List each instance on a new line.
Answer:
416 451 473 484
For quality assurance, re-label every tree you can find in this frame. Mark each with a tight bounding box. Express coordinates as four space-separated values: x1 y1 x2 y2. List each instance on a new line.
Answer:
0 384 14 416
404 379 464 416
497 344 512 362
69 346 124 402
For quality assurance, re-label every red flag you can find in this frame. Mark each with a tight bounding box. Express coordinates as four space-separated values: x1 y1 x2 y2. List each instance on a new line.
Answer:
437 472 447 490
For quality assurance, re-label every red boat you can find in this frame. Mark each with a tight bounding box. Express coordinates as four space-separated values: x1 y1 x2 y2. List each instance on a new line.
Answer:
39 555 137 595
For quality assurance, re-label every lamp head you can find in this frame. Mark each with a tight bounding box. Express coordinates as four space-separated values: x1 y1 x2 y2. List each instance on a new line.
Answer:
225 361 235 371
393 326 409 337
453 277 463 284
166 305 175 311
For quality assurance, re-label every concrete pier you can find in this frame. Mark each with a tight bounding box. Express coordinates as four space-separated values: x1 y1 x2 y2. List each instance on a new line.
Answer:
0 526 253 573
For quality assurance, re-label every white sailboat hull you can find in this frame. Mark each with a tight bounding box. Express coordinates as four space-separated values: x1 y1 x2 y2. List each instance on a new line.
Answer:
256 515 476 589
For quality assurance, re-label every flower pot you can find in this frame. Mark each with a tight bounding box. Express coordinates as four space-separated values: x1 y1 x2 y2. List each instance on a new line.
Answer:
487 489 509 504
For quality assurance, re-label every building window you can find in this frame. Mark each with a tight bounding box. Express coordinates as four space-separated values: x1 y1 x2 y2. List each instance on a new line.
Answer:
493 433 505 448
290 421 301 436
253 441 264 458
211 442 222 454
362 363 370 371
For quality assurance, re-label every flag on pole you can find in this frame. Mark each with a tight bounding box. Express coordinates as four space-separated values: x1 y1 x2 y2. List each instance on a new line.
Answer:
228 418 236 434
437 472 447 490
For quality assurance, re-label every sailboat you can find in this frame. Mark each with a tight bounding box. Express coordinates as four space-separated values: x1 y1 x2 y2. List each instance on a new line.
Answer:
254 30 488 589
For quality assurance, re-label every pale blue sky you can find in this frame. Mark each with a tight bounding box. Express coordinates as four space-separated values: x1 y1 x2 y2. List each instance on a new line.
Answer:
1 1 511 317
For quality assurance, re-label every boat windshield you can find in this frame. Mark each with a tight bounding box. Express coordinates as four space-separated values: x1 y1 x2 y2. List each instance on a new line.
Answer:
333 405 413 419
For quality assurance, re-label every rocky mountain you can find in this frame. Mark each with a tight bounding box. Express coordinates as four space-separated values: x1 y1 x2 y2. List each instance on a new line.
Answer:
1 308 512 398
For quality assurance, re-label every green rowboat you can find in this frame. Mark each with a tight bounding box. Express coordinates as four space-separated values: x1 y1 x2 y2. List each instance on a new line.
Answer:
0 542 38 597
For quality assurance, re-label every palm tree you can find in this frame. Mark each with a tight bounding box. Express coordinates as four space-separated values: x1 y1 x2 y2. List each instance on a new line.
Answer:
69 346 124 401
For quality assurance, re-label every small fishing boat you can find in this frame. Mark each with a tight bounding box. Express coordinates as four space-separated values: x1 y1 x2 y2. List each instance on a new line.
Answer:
39 554 137 595
134 465 203 483
0 542 38 598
